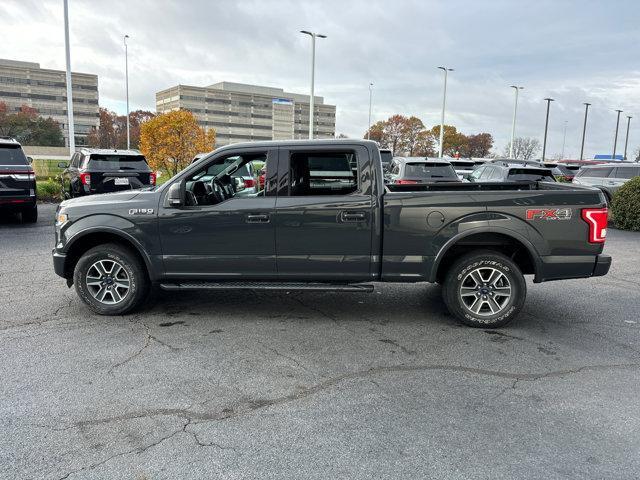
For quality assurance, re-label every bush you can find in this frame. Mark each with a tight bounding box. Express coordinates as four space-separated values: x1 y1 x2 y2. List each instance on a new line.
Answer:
611 176 640 231
37 179 63 203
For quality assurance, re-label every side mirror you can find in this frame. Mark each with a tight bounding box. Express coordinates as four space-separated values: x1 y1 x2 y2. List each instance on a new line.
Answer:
166 181 184 208
27 156 33 164
58 162 68 169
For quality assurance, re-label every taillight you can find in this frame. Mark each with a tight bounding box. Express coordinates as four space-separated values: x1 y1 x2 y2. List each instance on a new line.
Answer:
80 172 91 185
395 179 418 184
244 178 256 188
149 172 156 185
581 208 608 243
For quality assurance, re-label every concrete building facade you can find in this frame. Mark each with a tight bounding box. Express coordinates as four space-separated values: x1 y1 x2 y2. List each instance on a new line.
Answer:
156 82 336 146
0 59 99 147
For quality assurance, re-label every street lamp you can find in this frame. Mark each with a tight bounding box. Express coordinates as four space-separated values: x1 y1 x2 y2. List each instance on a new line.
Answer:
579 102 591 161
624 115 632 160
367 82 373 140
124 34 130 150
541 98 554 161
509 85 523 158
613 109 623 160
561 120 568 159
437 66 453 158
300 30 327 140
63 0 75 154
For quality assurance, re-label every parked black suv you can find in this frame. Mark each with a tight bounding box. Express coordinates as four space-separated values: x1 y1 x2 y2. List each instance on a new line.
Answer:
59 149 155 199
0 137 37 223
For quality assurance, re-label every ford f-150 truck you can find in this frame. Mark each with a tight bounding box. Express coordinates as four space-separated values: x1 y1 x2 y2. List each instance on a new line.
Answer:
52 140 611 327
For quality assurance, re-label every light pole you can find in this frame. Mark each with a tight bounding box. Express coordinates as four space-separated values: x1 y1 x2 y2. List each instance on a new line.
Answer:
561 120 568 159
124 34 130 150
437 66 453 158
509 85 523 158
612 109 623 160
579 102 591 160
300 30 326 140
624 115 632 160
367 82 373 140
63 0 75 154
541 98 554 161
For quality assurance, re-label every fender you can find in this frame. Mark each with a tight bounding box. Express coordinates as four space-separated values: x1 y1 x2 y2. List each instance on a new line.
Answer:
62 215 159 281
429 226 542 282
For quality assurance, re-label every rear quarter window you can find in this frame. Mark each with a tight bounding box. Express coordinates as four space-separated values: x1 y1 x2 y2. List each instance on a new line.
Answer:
614 167 640 179
0 145 29 165
578 167 614 178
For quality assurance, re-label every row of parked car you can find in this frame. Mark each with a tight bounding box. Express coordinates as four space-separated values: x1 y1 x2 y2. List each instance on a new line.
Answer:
2 136 639 224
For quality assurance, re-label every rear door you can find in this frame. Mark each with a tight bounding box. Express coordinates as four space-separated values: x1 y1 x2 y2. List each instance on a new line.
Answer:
85 154 152 193
0 144 34 201
274 145 374 281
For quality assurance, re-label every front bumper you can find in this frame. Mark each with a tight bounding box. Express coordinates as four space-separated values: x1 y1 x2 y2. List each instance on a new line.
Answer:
52 250 67 278
535 253 612 282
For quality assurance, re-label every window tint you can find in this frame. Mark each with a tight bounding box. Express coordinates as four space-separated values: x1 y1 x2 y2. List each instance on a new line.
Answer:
403 162 457 179
580 167 614 178
489 168 503 180
508 168 556 182
87 154 149 171
614 167 640 179
479 166 494 180
289 151 357 196
380 150 393 166
0 145 29 166
469 166 484 181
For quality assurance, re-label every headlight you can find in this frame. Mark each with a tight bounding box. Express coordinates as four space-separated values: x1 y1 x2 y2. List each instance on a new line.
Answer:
56 212 69 225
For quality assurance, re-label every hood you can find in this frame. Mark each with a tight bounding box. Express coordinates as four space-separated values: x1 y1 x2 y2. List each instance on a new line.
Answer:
60 190 141 208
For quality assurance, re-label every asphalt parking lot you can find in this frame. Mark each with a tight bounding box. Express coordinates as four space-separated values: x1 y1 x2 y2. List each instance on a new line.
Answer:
1 203 639 480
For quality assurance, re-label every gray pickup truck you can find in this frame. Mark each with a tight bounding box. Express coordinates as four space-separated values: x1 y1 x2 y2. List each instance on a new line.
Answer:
52 140 611 327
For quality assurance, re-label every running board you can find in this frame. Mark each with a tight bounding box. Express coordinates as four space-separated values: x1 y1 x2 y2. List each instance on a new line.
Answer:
159 281 374 293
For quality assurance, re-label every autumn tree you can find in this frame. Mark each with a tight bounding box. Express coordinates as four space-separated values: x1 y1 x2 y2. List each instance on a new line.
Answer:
428 125 468 157
365 115 435 156
463 133 494 157
0 102 64 146
503 137 541 160
87 108 155 149
140 109 216 175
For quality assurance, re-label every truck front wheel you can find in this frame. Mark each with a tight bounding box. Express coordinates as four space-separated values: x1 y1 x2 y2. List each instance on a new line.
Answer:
442 251 526 328
73 243 149 315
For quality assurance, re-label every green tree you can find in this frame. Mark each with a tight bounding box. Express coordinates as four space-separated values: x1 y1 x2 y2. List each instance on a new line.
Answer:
0 103 64 146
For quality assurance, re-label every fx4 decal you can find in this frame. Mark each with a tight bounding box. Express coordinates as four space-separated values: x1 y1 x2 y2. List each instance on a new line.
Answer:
526 208 572 220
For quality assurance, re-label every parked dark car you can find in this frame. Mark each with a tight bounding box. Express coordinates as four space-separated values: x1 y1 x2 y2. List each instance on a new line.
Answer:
385 157 460 184
52 140 610 328
469 162 556 183
60 149 155 199
0 137 37 223
572 163 640 202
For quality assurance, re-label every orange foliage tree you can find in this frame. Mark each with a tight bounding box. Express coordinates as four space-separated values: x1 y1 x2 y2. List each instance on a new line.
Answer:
139 110 215 175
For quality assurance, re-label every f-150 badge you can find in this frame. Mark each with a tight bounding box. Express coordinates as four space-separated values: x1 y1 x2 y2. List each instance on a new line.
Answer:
129 208 154 215
526 208 572 220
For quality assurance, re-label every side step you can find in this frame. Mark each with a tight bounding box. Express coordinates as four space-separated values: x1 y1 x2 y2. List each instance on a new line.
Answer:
159 281 374 293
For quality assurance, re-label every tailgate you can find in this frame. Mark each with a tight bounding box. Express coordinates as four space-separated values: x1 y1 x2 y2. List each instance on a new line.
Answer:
0 165 35 198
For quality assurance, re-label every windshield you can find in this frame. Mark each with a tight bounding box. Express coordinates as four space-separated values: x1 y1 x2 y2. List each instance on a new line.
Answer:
404 163 457 178
86 154 149 171
0 145 29 166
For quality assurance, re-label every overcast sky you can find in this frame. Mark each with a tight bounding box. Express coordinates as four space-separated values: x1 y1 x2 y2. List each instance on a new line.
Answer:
2 0 640 158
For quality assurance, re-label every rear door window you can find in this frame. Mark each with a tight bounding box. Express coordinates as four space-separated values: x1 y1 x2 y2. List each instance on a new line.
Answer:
86 154 150 171
288 151 358 196
0 145 29 165
581 167 614 178
613 167 640 179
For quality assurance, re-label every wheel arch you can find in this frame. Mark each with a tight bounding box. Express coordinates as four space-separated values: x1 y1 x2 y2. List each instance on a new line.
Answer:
431 228 541 283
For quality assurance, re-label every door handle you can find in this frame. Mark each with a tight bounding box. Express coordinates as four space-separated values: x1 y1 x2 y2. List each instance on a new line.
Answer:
340 211 366 222
246 213 270 223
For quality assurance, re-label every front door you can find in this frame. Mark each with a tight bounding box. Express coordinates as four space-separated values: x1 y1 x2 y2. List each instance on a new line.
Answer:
158 147 278 279
274 145 374 281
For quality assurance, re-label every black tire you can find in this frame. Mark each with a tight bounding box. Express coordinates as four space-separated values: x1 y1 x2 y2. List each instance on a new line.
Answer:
442 250 526 328
21 205 38 223
73 243 149 315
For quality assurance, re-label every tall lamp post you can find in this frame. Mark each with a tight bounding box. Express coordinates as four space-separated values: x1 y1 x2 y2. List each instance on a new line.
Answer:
124 34 130 150
624 115 632 160
437 66 453 158
300 30 326 140
579 102 591 160
541 98 554 161
509 85 523 158
63 0 75 154
612 109 623 160
367 82 373 139
561 120 568 159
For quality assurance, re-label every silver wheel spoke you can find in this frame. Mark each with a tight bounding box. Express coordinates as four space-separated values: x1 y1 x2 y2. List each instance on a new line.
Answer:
460 287 477 297
469 298 483 314
469 271 484 288
488 270 503 286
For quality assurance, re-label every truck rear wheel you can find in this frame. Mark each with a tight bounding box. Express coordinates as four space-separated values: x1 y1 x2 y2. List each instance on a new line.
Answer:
73 243 148 315
442 250 526 328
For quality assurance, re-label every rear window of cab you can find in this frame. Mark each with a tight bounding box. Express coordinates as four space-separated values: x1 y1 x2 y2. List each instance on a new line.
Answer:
84 154 150 171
